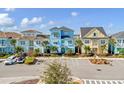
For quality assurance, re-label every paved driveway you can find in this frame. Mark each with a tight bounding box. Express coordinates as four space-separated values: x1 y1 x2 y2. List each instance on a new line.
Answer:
0 58 124 80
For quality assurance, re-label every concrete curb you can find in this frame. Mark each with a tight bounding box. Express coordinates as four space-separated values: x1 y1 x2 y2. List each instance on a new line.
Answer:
0 76 40 84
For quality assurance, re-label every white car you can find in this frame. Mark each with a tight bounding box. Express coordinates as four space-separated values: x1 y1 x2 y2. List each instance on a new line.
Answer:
4 56 17 65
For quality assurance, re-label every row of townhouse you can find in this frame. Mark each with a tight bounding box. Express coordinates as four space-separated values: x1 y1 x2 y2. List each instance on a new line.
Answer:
0 26 124 55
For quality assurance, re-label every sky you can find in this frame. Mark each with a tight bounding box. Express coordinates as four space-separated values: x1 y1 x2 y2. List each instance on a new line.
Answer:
0 8 124 35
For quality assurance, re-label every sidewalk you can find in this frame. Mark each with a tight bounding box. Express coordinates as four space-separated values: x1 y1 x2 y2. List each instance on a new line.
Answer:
36 57 124 60
0 76 40 84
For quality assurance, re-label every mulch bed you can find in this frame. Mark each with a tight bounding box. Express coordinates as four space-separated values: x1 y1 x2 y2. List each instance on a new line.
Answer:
89 59 110 64
10 79 39 84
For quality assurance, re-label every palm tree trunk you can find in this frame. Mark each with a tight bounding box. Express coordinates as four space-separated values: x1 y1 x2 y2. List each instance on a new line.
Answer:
78 47 80 54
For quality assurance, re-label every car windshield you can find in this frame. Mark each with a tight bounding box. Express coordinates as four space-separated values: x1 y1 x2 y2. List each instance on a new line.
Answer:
7 56 16 60
18 57 23 60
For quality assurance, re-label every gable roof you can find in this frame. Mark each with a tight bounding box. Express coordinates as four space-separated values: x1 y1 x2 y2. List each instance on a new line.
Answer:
19 36 47 41
0 32 22 39
80 27 107 37
50 26 74 32
111 31 124 38
21 30 41 33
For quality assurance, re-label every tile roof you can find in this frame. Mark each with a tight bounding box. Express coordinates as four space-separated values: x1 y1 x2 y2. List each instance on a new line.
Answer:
80 27 107 37
19 35 48 40
50 26 74 32
21 30 41 33
111 31 124 38
0 32 22 38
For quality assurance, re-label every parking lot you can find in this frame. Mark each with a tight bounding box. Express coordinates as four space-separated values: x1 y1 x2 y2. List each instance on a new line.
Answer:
0 57 124 80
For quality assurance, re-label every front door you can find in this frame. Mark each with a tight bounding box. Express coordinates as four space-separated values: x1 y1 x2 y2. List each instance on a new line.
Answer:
61 47 65 54
92 48 97 54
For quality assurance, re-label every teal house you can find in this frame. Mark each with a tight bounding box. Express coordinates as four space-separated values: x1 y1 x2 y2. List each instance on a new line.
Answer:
0 32 21 54
49 26 75 54
110 31 124 54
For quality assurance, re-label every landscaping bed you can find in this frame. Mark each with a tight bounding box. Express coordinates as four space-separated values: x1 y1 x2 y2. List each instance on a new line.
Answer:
89 58 110 64
24 57 36 64
10 79 39 84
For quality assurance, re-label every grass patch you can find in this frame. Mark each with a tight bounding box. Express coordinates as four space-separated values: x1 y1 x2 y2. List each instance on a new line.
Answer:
0 54 12 59
111 54 124 58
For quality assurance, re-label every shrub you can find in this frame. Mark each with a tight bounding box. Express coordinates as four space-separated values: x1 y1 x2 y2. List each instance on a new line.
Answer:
50 53 59 57
24 57 35 64
65 48 73 56
41 62 71 84
33 48 40 57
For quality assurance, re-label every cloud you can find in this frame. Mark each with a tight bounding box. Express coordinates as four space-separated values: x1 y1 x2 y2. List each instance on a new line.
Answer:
108 23 114 28
40 24 47 28
5 8 15 12
0 26 18 31
71 12 79 17
0 13 15 27
20 17 42 27
48 20 55 25
84 22 91 27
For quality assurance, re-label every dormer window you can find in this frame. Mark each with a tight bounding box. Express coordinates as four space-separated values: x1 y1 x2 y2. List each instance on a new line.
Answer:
93 33 97 37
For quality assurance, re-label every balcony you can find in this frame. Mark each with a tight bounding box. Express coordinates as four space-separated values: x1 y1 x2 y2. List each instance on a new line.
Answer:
61 35 71 39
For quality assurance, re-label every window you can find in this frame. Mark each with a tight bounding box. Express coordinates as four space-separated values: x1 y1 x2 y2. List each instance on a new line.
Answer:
53 32 59 37
53 42 58 45
68 40 72 44
36 41 41 45
61 40 65 43
123 40 124 43
29 40 34 46
1 40 6 46
84 40 90 44
101 40 106 44
93 33 97 37
118 40 121 43
20 41 25 45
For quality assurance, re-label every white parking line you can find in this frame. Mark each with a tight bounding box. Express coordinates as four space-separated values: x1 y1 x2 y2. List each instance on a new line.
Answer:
82 79 124 84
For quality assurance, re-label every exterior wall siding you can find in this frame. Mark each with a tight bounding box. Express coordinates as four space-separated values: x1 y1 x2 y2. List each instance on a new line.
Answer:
50 27 75 54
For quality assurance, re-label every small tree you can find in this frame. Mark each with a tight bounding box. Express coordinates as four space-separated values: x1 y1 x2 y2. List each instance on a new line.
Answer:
109 38 116 54
84 45 91 54
41 62 71 84
66 48 73 56
100 44 107 54
15 46 24 56
50 46 58 53
10 39 16 53
75 39 83 54
42 40 49 53
34 48 40 56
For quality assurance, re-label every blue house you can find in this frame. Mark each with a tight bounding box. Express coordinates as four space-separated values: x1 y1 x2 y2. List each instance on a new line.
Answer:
49 26 75 54
17 30 48 53
109 31 124 54
0 32 21 54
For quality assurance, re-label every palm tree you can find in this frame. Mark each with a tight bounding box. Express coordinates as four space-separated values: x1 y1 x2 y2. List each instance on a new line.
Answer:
50 46 58 53
42 40 49 53
109 37 116 54
84 45 91 54
10 39 16 53
100 44 107 54
34 48 40 56
75 39 83 54
15 46 24 54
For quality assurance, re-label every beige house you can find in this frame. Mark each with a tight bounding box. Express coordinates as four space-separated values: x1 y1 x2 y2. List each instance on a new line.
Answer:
80 27 108 54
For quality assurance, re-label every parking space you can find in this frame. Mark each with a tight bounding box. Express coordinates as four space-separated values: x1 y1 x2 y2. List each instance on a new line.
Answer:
0 57 124 81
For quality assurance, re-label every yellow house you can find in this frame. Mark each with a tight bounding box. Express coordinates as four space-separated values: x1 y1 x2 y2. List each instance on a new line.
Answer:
80 27 108 54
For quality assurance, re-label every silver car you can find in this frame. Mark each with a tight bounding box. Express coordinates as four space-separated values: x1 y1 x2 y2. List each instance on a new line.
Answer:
4 56 17 65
